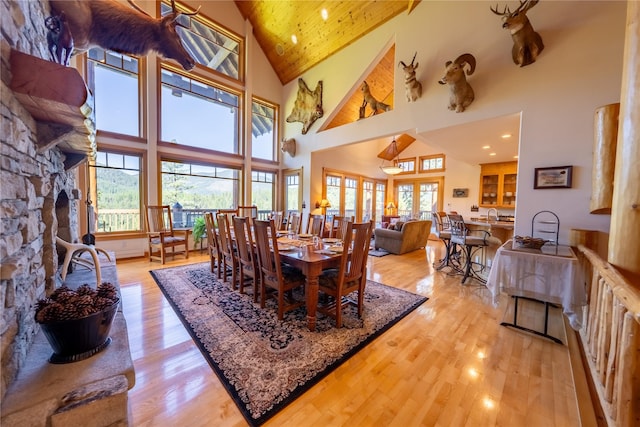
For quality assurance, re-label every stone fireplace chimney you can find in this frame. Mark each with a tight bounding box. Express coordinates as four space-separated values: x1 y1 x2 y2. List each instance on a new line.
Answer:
1 1 96 400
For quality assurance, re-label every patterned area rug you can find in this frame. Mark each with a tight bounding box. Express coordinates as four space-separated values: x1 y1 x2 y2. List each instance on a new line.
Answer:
369 248 391 257
150 262 427 426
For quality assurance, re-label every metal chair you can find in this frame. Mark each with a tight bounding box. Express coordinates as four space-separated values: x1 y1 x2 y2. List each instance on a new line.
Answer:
317 220 373 327
145 205 189 264
432 211 454 271
448 214 489 284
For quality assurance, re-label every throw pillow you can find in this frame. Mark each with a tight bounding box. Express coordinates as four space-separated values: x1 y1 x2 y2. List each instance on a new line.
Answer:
394 221 405 231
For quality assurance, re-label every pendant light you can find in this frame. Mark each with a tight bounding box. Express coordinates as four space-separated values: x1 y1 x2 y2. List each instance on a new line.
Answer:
380 137 403 175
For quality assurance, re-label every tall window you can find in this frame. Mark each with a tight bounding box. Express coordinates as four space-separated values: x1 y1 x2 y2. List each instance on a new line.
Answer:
325 175 342 217
375 182 386 226
419 182 439 219
252 171 275 214
397 183 414 218
344 178 358 219
160 67 240 154
90 151 143 233
362 181 374 222
252 99 277 161
160 160 239 226
161 1 242 80
86 48 140 136
284 171 301 213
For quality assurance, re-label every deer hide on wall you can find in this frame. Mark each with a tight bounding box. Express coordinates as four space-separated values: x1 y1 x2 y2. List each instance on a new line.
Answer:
286 78 323 134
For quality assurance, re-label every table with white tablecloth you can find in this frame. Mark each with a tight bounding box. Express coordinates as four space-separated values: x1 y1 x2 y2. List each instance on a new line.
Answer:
486 240 587 343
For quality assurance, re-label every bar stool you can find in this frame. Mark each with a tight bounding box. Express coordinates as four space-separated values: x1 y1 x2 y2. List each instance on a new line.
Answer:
432 211 453 270
447 214 489 284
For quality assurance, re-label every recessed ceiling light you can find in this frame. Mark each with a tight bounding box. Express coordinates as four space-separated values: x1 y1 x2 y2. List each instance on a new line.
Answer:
275 43 285 56
321 8 329 21
514 155 519 159
501 133 512 139
291 34 298 45
482 145 491 150
489 152 497 156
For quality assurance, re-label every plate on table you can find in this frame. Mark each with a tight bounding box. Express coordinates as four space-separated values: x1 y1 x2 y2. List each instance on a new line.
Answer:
277 244 295 252
322 238 340 243
328 245 344 253
297 233 313 239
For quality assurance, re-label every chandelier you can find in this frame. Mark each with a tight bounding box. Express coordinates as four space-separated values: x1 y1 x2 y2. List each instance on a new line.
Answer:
380 137 403 175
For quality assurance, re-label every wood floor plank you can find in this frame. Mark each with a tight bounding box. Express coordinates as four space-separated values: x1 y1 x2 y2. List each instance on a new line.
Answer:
116 242 586 426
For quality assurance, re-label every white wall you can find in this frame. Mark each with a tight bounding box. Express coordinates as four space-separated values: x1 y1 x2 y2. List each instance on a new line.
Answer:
282 1 626 245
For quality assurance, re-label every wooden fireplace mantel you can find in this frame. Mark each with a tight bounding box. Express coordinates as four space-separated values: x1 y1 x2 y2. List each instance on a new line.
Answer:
9 49 96 170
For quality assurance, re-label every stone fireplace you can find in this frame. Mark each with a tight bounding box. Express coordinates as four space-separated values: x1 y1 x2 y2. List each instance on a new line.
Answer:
1 0 95 401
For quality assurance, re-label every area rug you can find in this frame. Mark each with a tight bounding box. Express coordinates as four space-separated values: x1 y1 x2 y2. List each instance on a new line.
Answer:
369 248 391 257
150 262 427 426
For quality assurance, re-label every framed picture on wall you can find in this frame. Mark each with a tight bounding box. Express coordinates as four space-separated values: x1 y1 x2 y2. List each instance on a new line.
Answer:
534 166 573 189
452 188 469 198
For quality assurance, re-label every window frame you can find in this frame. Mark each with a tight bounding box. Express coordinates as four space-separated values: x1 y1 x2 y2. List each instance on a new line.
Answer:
251 97 279 163
419 154 446 173
396 157 416 175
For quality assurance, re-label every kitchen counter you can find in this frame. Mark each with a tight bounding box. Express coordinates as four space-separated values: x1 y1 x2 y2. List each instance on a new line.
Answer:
467 218 515 229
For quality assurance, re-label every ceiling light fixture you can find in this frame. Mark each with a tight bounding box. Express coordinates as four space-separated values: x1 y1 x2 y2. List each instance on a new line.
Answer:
501 133 512 139
380 137 404 175
482 145 491 149
489 152 497 156
321 8 329 21
291 34 298 45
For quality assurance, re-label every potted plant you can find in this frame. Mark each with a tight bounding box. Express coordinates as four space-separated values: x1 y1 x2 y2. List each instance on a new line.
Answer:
35 282 120 363
192 216 206 246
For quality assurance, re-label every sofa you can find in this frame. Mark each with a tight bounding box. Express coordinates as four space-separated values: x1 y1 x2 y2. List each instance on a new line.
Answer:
374 219 432 255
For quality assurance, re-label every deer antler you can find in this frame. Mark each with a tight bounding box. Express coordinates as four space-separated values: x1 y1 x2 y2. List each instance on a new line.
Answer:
490 3 511 16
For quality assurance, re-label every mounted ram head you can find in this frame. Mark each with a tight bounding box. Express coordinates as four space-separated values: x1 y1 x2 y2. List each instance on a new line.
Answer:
438 53 476 113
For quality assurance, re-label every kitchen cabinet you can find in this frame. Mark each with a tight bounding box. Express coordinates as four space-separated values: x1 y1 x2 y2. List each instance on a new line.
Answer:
479 161 518 208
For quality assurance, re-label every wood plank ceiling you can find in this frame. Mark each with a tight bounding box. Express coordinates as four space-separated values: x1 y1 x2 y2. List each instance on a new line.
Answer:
234 1 417 85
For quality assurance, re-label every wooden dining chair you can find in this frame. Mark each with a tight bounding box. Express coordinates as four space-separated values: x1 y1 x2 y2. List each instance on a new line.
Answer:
317 220 373 327
238 205 258 222
253 219 305 320
286 211 302 234
145 205 189 264
306 214 325 236
204 212 223 278
233 216 259 301
330 215 354 240
270 211 284 231
216 213 238 290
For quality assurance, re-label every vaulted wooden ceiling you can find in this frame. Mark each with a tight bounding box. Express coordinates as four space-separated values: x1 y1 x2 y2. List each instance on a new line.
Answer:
234 1 419 85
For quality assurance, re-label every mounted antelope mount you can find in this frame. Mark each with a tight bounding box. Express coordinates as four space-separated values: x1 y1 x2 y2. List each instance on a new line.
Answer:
48 0 200 70
490 0 544 67
398 52 422 102
281 138 296 157
438 53 476 113
361 81 391 116
286 78 323 135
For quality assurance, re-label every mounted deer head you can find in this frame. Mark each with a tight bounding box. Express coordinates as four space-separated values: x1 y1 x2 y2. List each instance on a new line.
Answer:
398 52 422 102
438 53 476 113
49 0 200 70
491 0 544 67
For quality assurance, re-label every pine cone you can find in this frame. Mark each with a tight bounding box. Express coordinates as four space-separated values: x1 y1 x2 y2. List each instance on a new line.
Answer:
76 284 96 298
36 302 64 323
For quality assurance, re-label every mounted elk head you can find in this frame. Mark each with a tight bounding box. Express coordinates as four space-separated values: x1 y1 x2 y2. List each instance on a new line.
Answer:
438 53 476 113
281 138 296 157
398 52 422 102
49 0 199 70
286 78 323 135
491 0 544 67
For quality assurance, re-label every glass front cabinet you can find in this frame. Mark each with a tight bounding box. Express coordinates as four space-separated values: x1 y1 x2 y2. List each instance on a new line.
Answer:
479 161 518 208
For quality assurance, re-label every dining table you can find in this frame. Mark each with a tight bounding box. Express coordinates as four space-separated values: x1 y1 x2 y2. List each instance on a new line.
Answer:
276 235 344 331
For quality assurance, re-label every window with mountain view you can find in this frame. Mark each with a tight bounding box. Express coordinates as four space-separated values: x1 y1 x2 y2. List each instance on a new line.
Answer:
160 160 240 227
91 151 143 233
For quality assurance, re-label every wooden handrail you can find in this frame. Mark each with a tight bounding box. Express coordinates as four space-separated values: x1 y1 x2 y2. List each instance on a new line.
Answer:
575 244 640 427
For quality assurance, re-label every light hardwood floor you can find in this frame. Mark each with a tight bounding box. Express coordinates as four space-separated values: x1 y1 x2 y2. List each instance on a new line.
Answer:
117 241 588 426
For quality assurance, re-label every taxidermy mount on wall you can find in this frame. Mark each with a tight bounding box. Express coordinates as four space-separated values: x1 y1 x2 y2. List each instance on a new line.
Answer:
48 0 199 70
286 78 323 135
45 12 74 66
398 52 422 102
361 81 391 116
281 138 296 157
490 0 544 67
438 53 476 113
